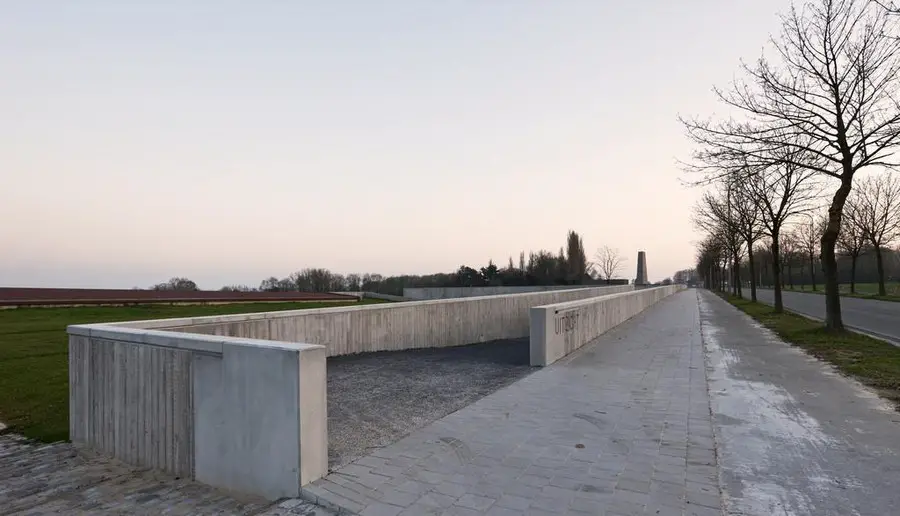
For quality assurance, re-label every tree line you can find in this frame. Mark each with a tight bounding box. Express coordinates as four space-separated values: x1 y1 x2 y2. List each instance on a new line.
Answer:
682 0 900 329
150 230 632 297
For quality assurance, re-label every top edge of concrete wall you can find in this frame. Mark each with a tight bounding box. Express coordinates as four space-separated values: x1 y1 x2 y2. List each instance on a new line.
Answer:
533 285 672 311
96 286 631 330
402 284 630 300
66 322 326 354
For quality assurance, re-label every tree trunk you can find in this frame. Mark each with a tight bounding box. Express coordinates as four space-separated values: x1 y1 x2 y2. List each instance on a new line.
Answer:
821 179 852 331
771 237 784 313
875 245 887 296
810 254 816 291
850 255 857 294
788 262 794 289
733 252 741 297
747 241 758 302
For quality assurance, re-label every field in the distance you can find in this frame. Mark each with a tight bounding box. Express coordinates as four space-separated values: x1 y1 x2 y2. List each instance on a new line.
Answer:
0 299 387 442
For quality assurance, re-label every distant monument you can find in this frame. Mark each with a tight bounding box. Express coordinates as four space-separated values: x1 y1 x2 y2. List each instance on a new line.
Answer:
634 251 649 286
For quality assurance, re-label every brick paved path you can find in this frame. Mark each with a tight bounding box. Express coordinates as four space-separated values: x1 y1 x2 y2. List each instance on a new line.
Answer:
0 434 332 515
302 290 722 515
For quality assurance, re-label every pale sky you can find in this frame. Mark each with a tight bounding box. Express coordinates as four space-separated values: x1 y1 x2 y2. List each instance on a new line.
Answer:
1 1 786 289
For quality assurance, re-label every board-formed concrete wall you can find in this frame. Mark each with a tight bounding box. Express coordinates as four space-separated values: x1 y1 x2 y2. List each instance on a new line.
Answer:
67 325 327 500
530 285 684 366
403 284 628 300
66 283 634 500
113 285 632 357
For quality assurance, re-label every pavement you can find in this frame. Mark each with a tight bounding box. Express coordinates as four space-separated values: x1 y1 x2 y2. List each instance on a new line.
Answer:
749 288 900 343
302 290 721 516
5 289 900 515
0 434 332 515
699 290 900 515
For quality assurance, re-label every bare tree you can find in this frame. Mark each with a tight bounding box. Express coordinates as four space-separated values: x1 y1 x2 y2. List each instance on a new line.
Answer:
681 0 900 329
694 186 749 297
797 214 825 291
780 231 800 290
151 277 199 291
837 193 869 293
594 246 626 284
846 173 900 295
745 158 818 310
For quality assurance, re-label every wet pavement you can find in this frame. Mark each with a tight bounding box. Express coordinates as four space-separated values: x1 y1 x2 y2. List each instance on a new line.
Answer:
700 290 900 515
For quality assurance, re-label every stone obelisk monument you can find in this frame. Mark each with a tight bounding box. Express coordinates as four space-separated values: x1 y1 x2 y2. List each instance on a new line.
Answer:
634 251 649 286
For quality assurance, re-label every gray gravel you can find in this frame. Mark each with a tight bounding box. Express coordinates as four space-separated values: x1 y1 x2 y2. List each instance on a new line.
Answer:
326 338 535 469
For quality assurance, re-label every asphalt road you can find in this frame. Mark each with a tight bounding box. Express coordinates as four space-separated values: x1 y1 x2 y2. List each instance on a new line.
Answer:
749 288 900 344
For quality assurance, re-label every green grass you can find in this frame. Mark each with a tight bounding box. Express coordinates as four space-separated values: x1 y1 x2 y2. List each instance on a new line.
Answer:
723 294 900 409
0 299 386 442
781 282 900 302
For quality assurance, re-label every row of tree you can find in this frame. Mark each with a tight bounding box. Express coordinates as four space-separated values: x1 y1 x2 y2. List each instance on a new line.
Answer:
683 0 900 329
151 231 632 296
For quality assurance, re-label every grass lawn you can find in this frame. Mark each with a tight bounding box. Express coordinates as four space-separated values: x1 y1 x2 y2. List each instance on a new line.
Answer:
781 282 900 302
724 294 900 410
0 299 386 442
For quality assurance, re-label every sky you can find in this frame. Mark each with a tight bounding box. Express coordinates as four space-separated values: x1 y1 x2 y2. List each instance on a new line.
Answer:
0 1 788 289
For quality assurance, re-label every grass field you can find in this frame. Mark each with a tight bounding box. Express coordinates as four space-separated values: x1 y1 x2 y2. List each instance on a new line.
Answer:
783 282 900 302
724 294 900 410
0 299 386 442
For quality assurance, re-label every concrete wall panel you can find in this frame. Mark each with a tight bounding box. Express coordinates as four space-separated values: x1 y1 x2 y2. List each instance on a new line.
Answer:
530 285 684 366
149 285 632 357
68 335 195 477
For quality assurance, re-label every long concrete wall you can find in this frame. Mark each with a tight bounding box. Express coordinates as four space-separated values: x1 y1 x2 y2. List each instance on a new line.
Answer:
67 325 327 500
66 284 634 500
530 285 684 366
403 284 628 300
113 285 632 357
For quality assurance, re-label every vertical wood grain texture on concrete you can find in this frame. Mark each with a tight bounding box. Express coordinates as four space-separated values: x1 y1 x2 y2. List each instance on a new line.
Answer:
68 335 194 478
154 285 632 357
530 285 684 366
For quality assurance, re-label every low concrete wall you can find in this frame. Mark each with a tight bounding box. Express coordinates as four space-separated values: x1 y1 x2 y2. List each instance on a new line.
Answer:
403 285 593 300
530 285 684 366
114 285 633 357
67 325 327 500
66 284 634 500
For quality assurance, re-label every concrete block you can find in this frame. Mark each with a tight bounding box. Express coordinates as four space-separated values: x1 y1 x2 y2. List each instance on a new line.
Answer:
530 286 683 366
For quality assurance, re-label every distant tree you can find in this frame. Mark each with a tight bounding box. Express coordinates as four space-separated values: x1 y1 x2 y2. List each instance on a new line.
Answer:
345 273 362 291
480 260 500 286
151 277 199 291
594 246 626 284
455 265 484 287
518 251 526 272
846 173 900 295
259 277 280 291
837 193 869 294
565 230 588 284
220 285 253 292
797 215 824 291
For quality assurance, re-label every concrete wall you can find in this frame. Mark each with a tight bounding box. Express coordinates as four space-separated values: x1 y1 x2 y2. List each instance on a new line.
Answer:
66 284 635 500
115 285 633 357
67 325 327 500
403 285 613 300
530 285 684 366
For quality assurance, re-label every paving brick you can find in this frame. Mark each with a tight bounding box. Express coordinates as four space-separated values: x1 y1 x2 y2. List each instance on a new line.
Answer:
454 494 496 511
360 502 404 516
